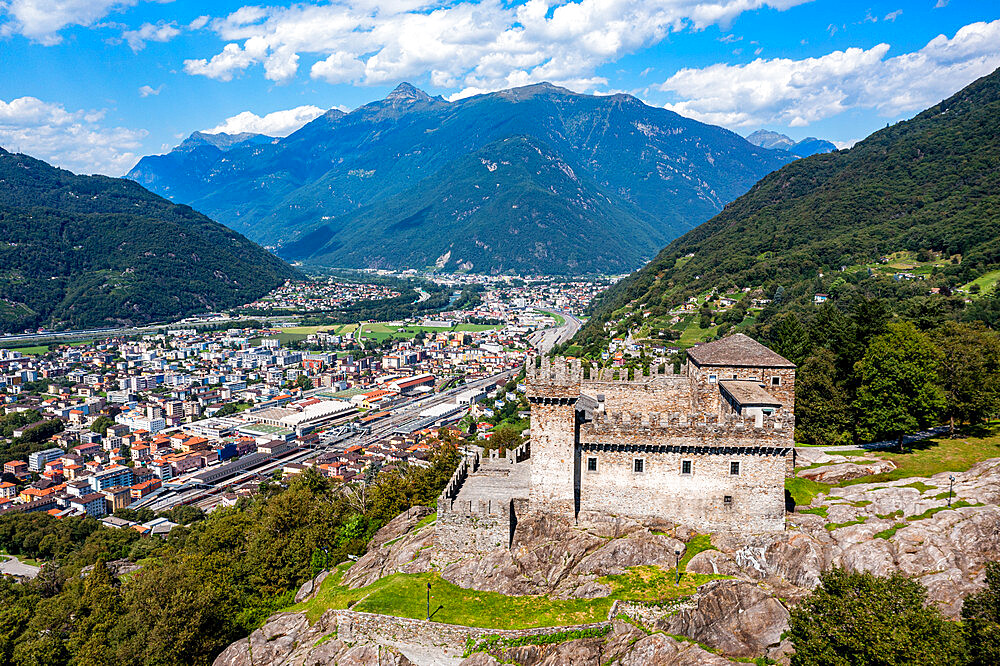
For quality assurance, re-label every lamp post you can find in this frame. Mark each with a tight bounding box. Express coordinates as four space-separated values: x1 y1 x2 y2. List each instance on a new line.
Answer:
674 550 682 585
426 581 431 621
949 474 955 506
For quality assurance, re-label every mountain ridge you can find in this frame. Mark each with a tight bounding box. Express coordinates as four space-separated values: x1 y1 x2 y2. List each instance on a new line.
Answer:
0 148 299 332
127 82 795 274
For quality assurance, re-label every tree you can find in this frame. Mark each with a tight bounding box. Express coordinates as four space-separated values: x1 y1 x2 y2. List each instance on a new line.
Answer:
795 349 853 445
90 415 114 435
789 568 966 666
766 314 811 366
855 322 945 447
963 561 1000 666
295 374 313 391
933 322 1000 433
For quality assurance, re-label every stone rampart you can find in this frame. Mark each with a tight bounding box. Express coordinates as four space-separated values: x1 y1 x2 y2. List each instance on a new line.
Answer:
333 608 611 653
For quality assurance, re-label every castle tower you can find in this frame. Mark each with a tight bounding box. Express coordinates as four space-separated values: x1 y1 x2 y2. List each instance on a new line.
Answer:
525 357 582 517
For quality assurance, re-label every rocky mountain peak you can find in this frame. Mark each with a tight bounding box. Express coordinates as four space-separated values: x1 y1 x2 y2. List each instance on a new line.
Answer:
386 82 433 103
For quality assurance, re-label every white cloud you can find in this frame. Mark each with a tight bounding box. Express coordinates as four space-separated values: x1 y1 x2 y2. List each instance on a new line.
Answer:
188 15 209 30
0 96 146 175
204 104 329 136
884 9 902 22
0 0 165 45
183 0 812 93
122 20 181 51
659 20 1000 128
138 84 163 97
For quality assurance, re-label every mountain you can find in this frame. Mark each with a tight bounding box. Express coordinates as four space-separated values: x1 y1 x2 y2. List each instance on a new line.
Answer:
0 148 299 332
577 67 1000 346
746 129 836 157
176 131 274 152
127 82 794 274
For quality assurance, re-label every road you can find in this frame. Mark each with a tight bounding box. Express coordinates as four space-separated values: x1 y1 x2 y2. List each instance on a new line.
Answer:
0 554 41 579
528 309 582 353
132 369 516 513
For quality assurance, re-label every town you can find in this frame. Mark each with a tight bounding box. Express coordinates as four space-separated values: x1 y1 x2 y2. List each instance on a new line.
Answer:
0 275 610 540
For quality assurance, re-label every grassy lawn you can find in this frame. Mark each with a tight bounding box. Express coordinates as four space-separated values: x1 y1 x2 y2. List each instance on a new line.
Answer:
838 433 1000 486
7 340 93 355
789 431 1000 510
961 269 1000 297
678 317 718 346
292 561 726 628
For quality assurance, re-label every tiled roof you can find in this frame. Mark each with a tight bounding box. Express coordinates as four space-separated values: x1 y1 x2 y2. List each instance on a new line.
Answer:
687 334 795 368
719 380 783 407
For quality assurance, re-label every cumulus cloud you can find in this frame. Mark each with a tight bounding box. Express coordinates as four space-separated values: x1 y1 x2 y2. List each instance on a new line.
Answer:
659 20 1000 128
183 0 812 92
138 84 163 97
0 0 161 45
122 20 181 51
0 96 146 175
204 104 329 136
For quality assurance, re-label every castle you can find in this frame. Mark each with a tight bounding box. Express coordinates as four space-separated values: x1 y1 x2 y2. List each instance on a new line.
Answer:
436 334 796 560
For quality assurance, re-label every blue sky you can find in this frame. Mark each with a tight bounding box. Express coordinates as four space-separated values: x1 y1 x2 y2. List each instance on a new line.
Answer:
1 0 998 175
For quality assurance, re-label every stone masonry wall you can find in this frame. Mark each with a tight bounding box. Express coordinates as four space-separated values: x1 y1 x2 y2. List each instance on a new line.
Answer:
435 499 513 560
577 412 792 533
689 363 796 416
334 608 611 652
582 375 694 414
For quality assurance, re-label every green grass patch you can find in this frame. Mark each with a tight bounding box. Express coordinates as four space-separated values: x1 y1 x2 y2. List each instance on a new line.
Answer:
837 433 1000 486
876 510 903 520
797 506 829 517
874 523 907 540
599 566 729 604
906 500 977 522
825 518 867 531
900 481 938 493
293 564 613 628
786 477 832 506
413 512 437 532
961 269 1000 297
679 535 715 570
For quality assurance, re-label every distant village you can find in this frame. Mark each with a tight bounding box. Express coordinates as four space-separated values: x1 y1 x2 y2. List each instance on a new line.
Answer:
0 276 610 537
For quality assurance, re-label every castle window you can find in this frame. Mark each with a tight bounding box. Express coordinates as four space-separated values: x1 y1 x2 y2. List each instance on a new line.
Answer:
771 376 781 386
633 458 645 474
681 460 692 475
724 495 733 505
730 461 741 476
587 457 598 472
708 374 718 383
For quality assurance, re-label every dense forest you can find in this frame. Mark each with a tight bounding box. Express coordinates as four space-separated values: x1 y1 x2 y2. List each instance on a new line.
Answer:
577 65 1000 347
0 440 460 665
0 148 299 333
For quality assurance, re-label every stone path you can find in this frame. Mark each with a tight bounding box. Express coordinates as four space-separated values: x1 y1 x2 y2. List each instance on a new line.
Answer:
810 425 951 452
454 457 530 508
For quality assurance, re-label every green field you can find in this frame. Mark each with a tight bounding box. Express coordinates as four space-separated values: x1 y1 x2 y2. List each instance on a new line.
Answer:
7 340 93 355
293 558 725 629
961 269 1000 297
359 322 500 342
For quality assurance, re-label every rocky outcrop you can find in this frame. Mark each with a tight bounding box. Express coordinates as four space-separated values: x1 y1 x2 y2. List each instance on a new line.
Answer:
341 506 435 589
212 610 418 666
659 580 789 657
796 459 896 483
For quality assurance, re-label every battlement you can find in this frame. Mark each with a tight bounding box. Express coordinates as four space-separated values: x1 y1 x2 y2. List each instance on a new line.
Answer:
583 409 794 438
525 356 584 385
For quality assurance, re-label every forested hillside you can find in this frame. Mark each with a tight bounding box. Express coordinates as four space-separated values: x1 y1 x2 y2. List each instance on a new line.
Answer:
0 149 299 332
577 66 1000 348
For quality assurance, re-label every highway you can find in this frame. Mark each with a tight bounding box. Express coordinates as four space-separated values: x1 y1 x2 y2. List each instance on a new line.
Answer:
529 309 583 353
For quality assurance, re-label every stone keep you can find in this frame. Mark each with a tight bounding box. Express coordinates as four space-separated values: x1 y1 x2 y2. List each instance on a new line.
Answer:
526 334 795 533
435 333 797 561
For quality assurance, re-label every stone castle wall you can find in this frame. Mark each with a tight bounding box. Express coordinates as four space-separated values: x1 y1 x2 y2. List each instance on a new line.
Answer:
435 498 517 560
333 608 611 653
576 410 791 532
